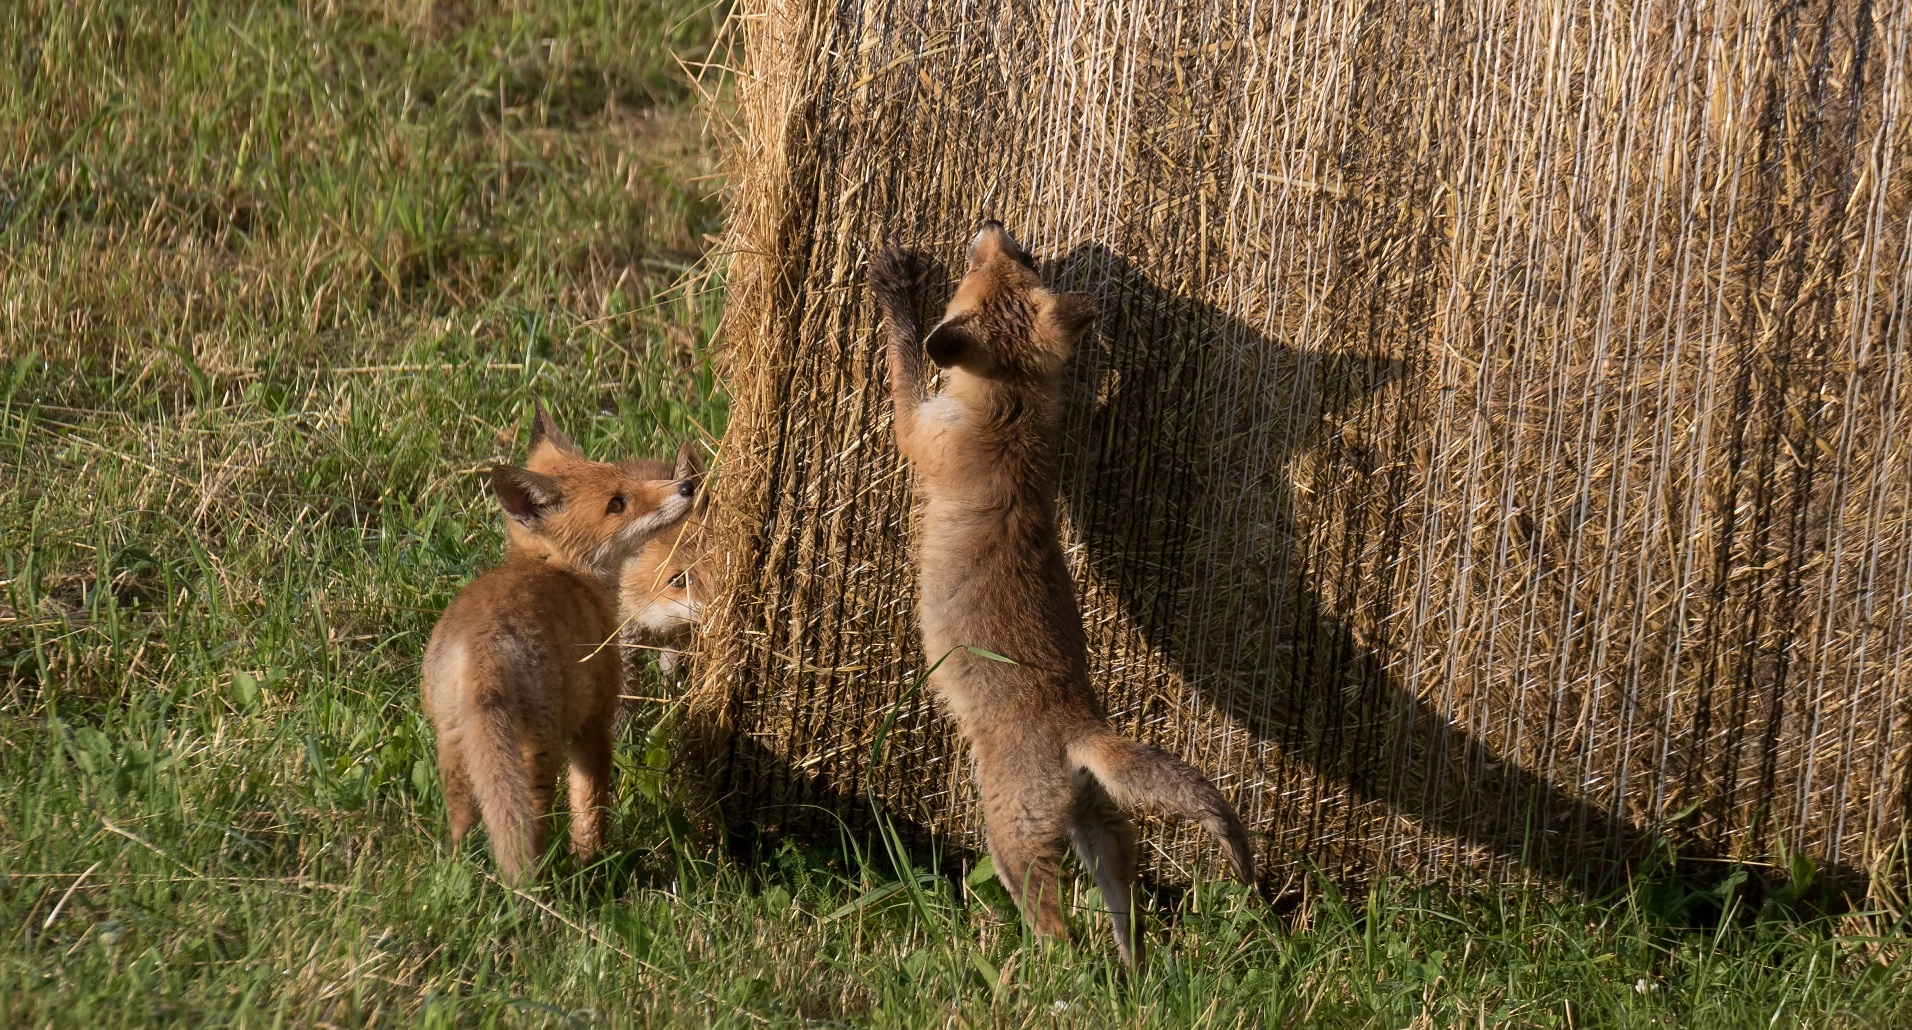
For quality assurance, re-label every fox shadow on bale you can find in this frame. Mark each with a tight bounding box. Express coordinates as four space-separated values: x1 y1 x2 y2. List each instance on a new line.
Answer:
1044 241 1703 899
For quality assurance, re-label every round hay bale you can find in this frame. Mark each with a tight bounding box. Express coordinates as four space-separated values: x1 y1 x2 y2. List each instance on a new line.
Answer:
690 0 1912 894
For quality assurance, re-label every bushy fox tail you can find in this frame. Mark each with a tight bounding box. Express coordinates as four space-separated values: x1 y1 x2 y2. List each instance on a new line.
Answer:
465 703 541 884
1070 730 1257 884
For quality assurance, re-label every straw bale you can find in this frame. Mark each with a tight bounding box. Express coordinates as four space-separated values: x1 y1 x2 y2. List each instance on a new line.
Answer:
691 0 1912 892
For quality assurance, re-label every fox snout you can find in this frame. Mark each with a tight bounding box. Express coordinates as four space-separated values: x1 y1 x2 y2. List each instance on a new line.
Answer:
968 219 1034 271
613 488 692 551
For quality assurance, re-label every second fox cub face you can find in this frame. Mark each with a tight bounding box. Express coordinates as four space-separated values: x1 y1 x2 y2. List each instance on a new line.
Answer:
490 407 700 575
923 221 1098 381
621 516 707 636
618 448 711 638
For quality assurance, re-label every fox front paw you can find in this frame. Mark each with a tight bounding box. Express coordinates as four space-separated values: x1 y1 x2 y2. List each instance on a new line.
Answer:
869 246 919 323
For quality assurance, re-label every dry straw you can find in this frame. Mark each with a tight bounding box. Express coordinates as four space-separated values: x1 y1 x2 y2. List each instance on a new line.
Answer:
690 0 1912 895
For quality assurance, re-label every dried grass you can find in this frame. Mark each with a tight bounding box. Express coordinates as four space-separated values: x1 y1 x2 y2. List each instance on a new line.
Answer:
692 0 1912 894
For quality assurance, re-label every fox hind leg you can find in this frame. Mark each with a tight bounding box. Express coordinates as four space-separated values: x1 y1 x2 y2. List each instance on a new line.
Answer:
980 769 1073 946
438 734 479 848
567 722 614 866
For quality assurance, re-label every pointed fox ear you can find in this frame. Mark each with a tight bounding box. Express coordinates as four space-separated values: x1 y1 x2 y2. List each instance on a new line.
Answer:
674 440 707 482
669 441 707 515
924 316 978 368
492 465 561 524
527 399 578 465
1044 291 1098 340
673 441 707 502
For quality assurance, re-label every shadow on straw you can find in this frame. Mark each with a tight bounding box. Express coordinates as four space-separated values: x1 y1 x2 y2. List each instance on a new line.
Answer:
1050 241 1668 892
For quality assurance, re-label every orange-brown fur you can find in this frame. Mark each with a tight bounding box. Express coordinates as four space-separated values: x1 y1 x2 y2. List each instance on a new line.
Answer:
421 404 696 882
618 447 710 677
871 223 1255 966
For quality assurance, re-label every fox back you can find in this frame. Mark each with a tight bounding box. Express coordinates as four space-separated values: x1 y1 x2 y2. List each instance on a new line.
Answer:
421 404 696 882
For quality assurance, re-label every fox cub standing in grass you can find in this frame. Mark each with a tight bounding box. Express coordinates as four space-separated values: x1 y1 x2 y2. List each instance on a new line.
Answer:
422 404 699 883
870 223 1255 966
617 449 709 677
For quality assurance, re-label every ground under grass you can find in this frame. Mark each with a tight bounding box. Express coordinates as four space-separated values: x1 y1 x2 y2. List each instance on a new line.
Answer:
4 2 1911 1026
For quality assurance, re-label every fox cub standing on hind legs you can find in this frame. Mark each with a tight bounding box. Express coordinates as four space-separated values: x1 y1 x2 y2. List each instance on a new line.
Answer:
422 403 700 883
870 223 1256 967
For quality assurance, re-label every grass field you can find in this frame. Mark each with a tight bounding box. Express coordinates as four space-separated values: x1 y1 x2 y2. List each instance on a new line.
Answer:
5 2 1912 1026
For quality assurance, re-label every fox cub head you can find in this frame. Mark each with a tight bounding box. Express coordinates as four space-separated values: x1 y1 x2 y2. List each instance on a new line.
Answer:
617 445 710 670
489 403 696 580
919 220 1098 384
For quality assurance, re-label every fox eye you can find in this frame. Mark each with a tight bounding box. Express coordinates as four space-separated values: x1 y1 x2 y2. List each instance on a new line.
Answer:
668 571 691 589
606 495 626 515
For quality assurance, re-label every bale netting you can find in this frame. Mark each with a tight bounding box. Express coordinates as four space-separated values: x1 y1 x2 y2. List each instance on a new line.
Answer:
690 0 1912 896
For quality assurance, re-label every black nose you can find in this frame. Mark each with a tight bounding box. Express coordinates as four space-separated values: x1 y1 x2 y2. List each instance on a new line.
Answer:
678 481 695 498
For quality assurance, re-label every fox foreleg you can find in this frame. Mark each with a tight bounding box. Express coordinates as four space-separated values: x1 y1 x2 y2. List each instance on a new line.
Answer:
870 247 928 455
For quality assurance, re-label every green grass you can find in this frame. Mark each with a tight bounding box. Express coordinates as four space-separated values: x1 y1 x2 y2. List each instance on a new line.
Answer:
3 1 1911 1025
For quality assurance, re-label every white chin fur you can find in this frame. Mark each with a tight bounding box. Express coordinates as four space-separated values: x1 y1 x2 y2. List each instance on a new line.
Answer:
597 496 692 569
632 598 698 635
625 495 692 542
